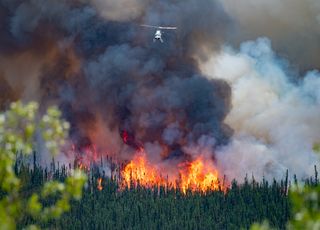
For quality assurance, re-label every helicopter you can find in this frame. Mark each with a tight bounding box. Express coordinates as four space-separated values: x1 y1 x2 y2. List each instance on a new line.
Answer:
140 24 177 43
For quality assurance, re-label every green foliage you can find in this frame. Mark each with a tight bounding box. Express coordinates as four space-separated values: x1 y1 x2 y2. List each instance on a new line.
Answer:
251 221 275 230
0 101 86 229
313 143 320 153
288 185 320 229
40 106 70 156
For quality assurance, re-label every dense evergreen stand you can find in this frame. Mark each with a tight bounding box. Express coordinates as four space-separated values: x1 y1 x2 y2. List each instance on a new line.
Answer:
7 153 319 230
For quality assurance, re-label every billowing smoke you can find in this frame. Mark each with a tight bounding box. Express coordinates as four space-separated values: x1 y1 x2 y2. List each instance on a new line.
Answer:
0 0 319 182
0 0 232 170
202 38 320 181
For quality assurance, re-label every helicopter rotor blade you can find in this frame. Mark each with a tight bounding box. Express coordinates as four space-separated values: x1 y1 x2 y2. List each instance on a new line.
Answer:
140 24 177 30
158 26 177 30
140 24 159 29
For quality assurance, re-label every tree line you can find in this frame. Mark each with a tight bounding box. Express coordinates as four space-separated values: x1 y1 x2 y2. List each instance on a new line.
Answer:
7 154 318 230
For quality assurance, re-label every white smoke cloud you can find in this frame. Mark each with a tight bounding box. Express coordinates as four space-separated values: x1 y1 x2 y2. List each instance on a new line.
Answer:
202 37 320 181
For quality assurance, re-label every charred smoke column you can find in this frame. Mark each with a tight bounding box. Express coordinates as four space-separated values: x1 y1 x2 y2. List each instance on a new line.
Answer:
82 0 233 161
0 0 233 163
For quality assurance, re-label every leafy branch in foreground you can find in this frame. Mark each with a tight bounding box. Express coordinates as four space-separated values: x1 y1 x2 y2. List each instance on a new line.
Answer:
0 101 87 230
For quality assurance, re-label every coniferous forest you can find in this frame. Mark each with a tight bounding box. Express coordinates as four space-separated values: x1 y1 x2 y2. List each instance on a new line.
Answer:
5 154 317 230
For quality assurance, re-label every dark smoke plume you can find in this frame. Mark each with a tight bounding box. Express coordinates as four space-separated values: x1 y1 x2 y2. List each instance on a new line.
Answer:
0 0 233 164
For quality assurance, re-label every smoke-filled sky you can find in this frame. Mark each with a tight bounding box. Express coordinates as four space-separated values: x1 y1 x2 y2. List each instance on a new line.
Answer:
0 0 319 181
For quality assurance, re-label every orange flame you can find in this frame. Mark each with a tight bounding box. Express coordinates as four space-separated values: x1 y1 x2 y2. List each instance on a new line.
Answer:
179 157 220 193
121 152 222 193
121 153 164 189
78 162 89 171
97 178 103 191
72 144 223 193
78 163 85 170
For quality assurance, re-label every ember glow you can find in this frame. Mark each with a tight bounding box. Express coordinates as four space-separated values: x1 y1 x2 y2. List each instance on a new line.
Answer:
78 163 86 171
72 143 101 170
97 178 103 191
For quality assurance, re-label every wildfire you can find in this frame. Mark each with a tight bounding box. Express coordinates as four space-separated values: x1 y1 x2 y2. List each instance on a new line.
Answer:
72 131 224 194
78 163 86 170
121 153 165 189
97 178 103 191
121 153 222 193
72 143 101 171
179 158 221 193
